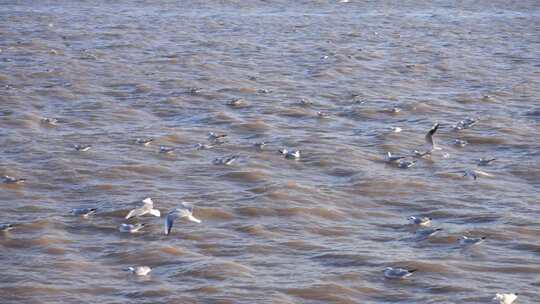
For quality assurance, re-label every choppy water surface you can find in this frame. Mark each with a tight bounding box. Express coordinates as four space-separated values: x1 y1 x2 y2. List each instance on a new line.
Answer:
1 1 539 303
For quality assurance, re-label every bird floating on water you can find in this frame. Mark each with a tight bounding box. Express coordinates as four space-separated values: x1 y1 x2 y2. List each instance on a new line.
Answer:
413 123 440 157
453 139 468 147
74 144 91 152
3 175 25 184
135 138 153 146
126 266 152 276
213 155 239 165
125 198 160 219
493 293 518 304
41 117 58 125
71 208 97 218
463 169 492 180
208 132 227 144
164 202 201 235
0 223 15 231
453 118 477 131
195 143 214 150
408 216 432 226
118 223 146 233
398 159 416 168
227 98 246 107
254 142 266 150
279 149 300 159
459 235 486 246
478 158 496 166
384 267 417 279
159 146 175 154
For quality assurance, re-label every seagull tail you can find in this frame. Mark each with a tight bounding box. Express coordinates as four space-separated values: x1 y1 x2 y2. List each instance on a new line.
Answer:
408 269 418 273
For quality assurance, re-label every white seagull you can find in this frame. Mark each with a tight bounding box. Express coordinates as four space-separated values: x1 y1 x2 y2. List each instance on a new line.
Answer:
493 293 518 304
398 159 416 168
126 266 152 276
41 117 58 125
159 146 175 154
125 198 160 219
459 235 487 246
453 118 477 130
408 216 432 226
478 158 496 166
74 144 92 152
384 267 417 279
71 207 97 218
453 139 468 147
3 175 26 184
279 149 300 159
164 202 201 235
0 223 15 231
213 155 239 165
118 223 146 233
135 138 153 146
463 169 492 180
413 123 440 157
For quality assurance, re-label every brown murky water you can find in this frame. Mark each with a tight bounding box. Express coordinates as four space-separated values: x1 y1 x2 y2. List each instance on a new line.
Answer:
1 1 539 303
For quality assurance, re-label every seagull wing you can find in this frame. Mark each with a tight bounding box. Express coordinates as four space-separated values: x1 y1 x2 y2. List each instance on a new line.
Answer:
165 212 175 235
125 207 144 219
424 123 439 151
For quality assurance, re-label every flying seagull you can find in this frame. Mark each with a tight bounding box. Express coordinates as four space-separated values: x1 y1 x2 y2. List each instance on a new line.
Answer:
414 123 440 157
164 202 201 235
125 198 160 219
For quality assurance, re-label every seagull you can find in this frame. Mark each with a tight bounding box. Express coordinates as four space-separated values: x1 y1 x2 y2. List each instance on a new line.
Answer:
41 117 58 125
385 152 405 163
453 118 477 130
415 228 443 239
135 138 153 146
195 143 214 150
478 158 496 166
208 132 227 144
398 160 416 168
390 127 402 133
317 111 330 118
279 149 300 159
74 144 91 152
71 208 97 218
125 198 161 219
159 146 175 154
463 169 492 180
118 223 146 233
0 223 15 231
2 175 26 184
254 142 266 149
227 98 246 107
189 87 203 95
164 202 201 235
299 98 313 106
384 267 417 279
213 155 239 165
125 266 152 276
453 139 468 147
413 123 440 157
493 293 518 304
408 216 432 226
459 236 487 246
